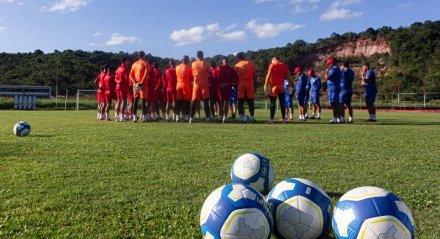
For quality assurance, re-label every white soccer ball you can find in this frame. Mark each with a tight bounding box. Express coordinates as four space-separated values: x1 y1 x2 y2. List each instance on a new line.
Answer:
267 178 333 239
13 121 31 137
231 152 275 194
200 183 273 239
332 186 415 239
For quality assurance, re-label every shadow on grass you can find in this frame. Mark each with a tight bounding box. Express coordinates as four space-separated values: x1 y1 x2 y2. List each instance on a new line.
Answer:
31 134 56 138
327 191 344 199
373 119 440 126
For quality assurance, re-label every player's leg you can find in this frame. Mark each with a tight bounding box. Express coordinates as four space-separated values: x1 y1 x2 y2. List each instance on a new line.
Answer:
133 96 139 122
278 92 286 122
141 98 148 122
304 95 309 119
247 84 255 120
267 96 276 124
210 95 216 120
247 98 255 120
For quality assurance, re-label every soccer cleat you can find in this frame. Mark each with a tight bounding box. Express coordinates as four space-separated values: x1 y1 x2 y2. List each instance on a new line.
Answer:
329 119 338 124
133 115 138 122
189 117 193 123
266 119 274 124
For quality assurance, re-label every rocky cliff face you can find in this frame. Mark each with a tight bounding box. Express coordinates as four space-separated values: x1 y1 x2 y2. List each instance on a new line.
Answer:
325 38 390 59
295 38 391 68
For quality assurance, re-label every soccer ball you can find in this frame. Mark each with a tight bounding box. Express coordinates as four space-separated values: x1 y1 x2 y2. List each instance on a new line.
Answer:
241 115 252 123
200 183 273 239
267 178 332 239
231 152 275 194
13 121 31 137
332 186 415 239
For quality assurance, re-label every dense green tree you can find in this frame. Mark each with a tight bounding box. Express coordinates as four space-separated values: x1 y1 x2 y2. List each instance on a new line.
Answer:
0 20 439 97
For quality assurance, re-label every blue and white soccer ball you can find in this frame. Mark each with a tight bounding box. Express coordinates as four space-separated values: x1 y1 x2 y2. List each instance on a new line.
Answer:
13 121 31 137
200 183 273 239
332 186 415 239
267 178 333 239
241 115 252 123
231 152 275 194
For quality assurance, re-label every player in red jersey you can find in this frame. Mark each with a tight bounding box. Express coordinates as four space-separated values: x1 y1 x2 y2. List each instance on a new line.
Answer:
115 57 130 122
153 63 166 120
94 65 107 120
103 66 116 121
126 74 134 120
164 60 177 121
209 61 221 120
218 58 238 123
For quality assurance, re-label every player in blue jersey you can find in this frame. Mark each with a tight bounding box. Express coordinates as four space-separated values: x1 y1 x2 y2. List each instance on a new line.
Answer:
326 57 342 124
284 78 295 121
307 69 321 120
304 76 310 119
340 61 355 123
229 85 238 119
361 63 378 122
293 66 308 122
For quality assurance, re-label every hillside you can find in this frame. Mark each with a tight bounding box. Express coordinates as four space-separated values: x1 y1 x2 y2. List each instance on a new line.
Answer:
0 20 439 98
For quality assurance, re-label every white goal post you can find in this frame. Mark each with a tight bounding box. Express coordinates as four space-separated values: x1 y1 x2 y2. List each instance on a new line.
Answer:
76 89 97 110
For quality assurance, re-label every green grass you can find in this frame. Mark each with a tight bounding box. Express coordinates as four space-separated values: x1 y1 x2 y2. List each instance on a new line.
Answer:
0 110 439 238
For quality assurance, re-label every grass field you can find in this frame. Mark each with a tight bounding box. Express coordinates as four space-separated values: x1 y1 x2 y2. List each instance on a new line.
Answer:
0 109 439 238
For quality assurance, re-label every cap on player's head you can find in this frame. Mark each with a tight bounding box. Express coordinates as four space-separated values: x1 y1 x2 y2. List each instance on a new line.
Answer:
236 52 245 60
326 57 336 65
308 68 315 77
138 51 146 59
196 50 204 60
182 55 190 64
293 66 302 74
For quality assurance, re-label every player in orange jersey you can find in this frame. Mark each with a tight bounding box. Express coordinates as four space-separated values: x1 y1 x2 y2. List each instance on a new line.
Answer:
175 55 193 122
235 52 256 122
129 51 150 122
190 50 211 123
264 56 290 124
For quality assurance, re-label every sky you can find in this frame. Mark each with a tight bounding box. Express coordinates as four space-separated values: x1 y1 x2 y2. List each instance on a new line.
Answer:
0 0 439 58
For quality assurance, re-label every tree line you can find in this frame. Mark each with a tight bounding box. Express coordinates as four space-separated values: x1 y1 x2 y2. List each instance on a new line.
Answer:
1 20 439 97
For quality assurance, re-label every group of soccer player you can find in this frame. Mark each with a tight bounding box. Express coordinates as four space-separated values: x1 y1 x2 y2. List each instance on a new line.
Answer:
94 50 377 124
